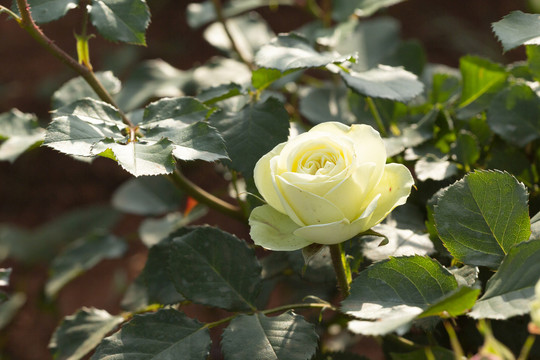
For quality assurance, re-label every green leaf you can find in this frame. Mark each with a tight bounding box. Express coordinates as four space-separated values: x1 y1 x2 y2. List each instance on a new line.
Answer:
527 45 540 80
141 97 228 162
459 55 508 108
434 170 531 268
414 155 457 182
93 137 176 176
251 67 297 90
209 97 289 177
0 109 45 163
492 11 540 52
343 256 458 335
321 17 400 72
11 0 79 23
116 59 191 112
204 12 274 62
197 83 243 105
332 0 406 21
186 0 295 29
341 65 424 102
0 205 120 263
254 33 355 72
122 233 188 311
138 207 208 248
192 57 252 90
450 130 480 168
167 227 261 311
112 176 183 216
469 239 540 319
91 309 211 360
89 0 150 45
52 71 121 110
222 311 318 360
487 83 540 147
45 233 127 298
419 286 480 318
44 98 125 157
49 307 124 360
299 83 354 125
0 292 25 330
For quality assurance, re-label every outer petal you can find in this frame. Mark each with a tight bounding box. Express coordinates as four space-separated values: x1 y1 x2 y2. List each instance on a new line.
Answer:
361 163 414 229
276 175 347 226
249 204 312 251
253 142 287 214
293 195 380 244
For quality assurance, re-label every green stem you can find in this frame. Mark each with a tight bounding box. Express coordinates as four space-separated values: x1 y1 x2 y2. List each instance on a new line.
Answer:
210 0 254 70
366 97 388 137
329 243 351 298
14 0 134 128
443 320 464 360
517 334 536 360
0 5 22 21
205 302 335 329
168 168 246 223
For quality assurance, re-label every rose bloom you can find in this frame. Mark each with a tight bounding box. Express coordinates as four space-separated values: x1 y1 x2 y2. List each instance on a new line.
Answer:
249 121 414 251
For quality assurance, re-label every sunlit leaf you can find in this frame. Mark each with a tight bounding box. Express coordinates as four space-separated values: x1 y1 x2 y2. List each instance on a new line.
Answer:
469 239 540 319
52 72 121 110
11 0 79 23
89 0 150 45
492 11 540 52
434 170 530 268
0 109 45 163
49 307 124 360
459 55 507 108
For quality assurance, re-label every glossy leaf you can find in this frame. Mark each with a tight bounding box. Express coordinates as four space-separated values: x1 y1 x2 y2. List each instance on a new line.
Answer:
89 0 150 45
434 170 530 268
414 155 457 182
49 307 124 360
192 57 252 89
469 239 540 319
332 0 406 21
419 286 480 318
299 83 354 125
0 109 45 163
492 11 540 52
45 233 127 298
12 0 79 23
209 97 289 177
341 65 424 102
167 227 262 311
52 71 121 110
112 176 183 216
487 83 540 147
222 311 318 360
91 309 211 360
342 256 458 335
197 83 243 105
254 33 355 72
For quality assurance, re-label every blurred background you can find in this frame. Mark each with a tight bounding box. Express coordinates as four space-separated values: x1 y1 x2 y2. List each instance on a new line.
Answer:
0 0 532 358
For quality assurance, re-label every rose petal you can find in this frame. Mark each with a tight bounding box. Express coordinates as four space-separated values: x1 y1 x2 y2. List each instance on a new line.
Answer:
293 195 380 244
254 142 287 214
249 204 312 251
362 163 414 228
276 175 347 226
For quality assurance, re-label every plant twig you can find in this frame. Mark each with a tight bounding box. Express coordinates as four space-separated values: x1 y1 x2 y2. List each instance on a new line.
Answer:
443 320 464 360
366 97 388 137
168 168 246 223
0 5 21 21
14 0 134 128
210 0 254 70
517 334 536 360
329 243 351 298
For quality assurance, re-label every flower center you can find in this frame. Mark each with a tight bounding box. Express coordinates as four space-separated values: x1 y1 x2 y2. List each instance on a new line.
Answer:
302 153 337 175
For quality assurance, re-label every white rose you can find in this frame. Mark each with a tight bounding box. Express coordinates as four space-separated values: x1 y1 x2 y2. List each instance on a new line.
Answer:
249 122 414 251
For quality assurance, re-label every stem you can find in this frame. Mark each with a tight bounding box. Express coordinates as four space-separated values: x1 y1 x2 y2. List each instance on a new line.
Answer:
366 97 388 137
210 0 254 70
517 334 536 360
443 320 464 360
15 0 134 128
329 243 351 298
0 5 22 21
168 168 246 223
205 302 335 329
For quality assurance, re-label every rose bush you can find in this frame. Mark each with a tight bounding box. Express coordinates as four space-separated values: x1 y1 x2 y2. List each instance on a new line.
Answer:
249 121 414 250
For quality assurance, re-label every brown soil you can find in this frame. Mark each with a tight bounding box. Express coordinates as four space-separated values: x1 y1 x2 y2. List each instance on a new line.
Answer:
0 0 528 359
